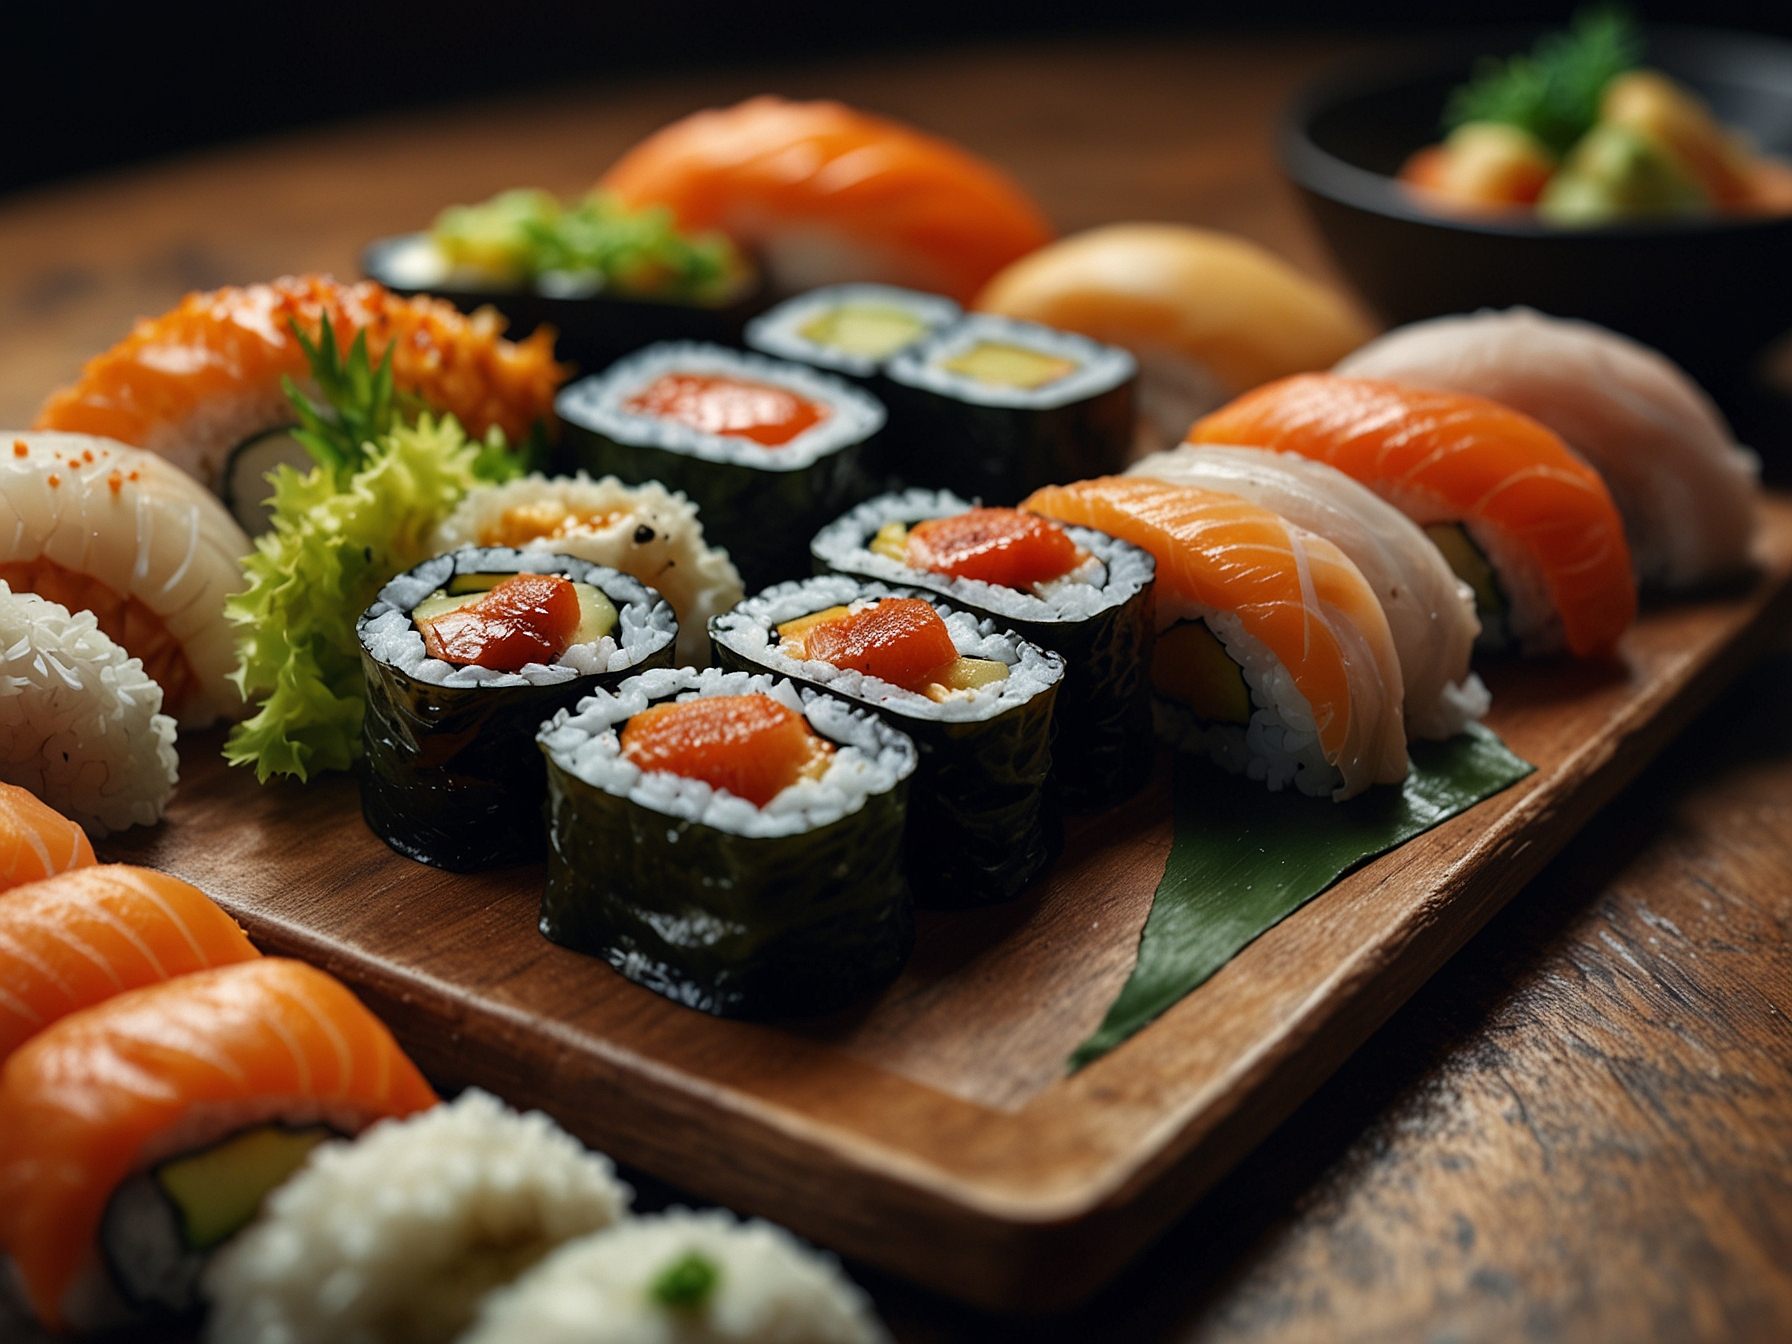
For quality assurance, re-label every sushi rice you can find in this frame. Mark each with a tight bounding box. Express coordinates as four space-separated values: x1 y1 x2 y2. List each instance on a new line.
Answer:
0 582 177 836
431 474 743 668
460 1207 889 1344
204 1089 631 1344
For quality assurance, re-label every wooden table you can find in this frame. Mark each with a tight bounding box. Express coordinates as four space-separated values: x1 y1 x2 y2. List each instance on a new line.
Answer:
2 33 1789 1343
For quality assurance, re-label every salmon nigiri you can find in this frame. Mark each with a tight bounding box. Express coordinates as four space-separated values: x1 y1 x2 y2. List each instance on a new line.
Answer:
599 96 1055 304
0 864 259 1063
1189 373 1636 659
1024 476 1407 800
0 958 436 1329
0 781 94 891
35 275 567 532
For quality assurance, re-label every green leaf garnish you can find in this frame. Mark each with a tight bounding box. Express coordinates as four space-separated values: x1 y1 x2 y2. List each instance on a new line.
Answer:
649 1251 720 1310
1445 6 1643 156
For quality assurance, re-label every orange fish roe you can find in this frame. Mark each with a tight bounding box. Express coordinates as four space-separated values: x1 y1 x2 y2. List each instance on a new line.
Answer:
620 694 833 807
794 597 959 692
415 573 581 671
0 558 199 715
11 442 25 458
906 508 1082 589
477 500 627 548
624 372 826 446
33 274 568 455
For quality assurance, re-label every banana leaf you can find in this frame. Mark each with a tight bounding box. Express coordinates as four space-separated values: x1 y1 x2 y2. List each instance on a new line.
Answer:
1070 723 1534 1068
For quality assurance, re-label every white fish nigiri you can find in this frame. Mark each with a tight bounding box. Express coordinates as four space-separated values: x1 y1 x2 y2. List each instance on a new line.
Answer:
1128 444 1488 740
0 433 250 728
1334 307 1759 590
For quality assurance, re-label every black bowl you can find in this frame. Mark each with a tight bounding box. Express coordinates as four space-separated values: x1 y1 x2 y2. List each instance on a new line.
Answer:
362 233 772 379
1281 25 1792 403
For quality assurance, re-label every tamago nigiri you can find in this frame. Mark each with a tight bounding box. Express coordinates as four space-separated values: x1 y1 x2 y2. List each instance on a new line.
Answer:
1190 373 1636 659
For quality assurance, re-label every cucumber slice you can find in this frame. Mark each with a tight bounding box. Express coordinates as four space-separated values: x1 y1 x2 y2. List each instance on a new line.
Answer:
1153 619 1251 725
1424 522 1507 617
223 428 312 535
571 582 618 645
928 656 1010 696
156 1124 332 1251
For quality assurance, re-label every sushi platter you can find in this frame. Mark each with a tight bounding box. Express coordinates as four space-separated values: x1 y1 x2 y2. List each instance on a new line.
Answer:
7 61 1792 1341
95 493 1792 1311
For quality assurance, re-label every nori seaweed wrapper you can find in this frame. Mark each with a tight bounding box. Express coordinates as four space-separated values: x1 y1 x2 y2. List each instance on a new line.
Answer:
538 667 918 1018
881 314 1136 505
357 546 677 872
554 342 887 591
811 489 1157 812
709 575 1066 908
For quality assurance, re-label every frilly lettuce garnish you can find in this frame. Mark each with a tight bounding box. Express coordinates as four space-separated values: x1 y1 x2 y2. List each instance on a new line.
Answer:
224 320 523 782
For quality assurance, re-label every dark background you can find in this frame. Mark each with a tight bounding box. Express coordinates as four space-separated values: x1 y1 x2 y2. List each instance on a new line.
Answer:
8 0 1792 198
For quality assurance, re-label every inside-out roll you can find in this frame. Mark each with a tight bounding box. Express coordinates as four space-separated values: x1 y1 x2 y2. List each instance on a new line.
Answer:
1334 307 1760 591
1129 445 1489 740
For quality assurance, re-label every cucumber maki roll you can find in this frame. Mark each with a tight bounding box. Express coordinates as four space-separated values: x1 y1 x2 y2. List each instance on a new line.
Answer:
357 545 678 872
812 490 1156 811
744 284 962 382
880 313 1136 504
555 343 886 590
710 576 1065 908
537 668 917 1018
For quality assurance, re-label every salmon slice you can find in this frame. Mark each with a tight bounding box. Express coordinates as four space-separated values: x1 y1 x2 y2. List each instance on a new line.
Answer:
0 865 259 1063
906 508 1082 589
416 573 581 671
600 96 1054 304
623 373 827 446
620 694 833 807
1189 373 1636 658
0 958 436 1329
0 782 94 892
785 597 960 692
1024 476 1407 799
34 275 567 493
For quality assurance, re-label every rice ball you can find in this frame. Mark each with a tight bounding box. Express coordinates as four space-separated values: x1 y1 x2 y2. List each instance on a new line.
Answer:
459 1207 889 1344
204 1089 632 1344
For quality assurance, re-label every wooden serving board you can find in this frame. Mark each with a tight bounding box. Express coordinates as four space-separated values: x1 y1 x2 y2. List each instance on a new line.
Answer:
97 496 1792 1315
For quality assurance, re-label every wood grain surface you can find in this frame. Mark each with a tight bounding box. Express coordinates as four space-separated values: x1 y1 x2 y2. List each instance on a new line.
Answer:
3 31 1790 1342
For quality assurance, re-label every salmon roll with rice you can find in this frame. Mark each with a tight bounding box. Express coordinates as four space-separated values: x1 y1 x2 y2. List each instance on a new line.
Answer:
431 473 743 667
557 342 886 589
0 864 259 1063
1190 373 1637 658
34 275 567 532
538 667 918 1017
0 434 250 726
0 582 179 836
462 1207 889 1344
1334 307 1760 590
711 577 1064 904
812 490 1157 809
1128 445 1488 739
880 313 1136 504
358 545 678 871
0 957 436 1331
0 781 94 891
1025 476 1408 801
206 1088 631 1344
599 95 1054 304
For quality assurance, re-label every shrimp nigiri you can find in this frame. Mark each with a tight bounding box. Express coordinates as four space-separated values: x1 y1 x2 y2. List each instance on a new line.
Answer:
0 864 259 1063
1024 475 1407 800
0 958 435 1329
1190 373 1636 659
599 96 1055 304
0 781 94 892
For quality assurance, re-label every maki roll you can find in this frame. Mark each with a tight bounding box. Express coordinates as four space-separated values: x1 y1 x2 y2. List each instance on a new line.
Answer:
0 958 436 1332
357 545 678 872
744 284 962 382
710 577 1065 906
537 667 918 1018
811 490 1156 811
880 313 1136 504
555 343 886 590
